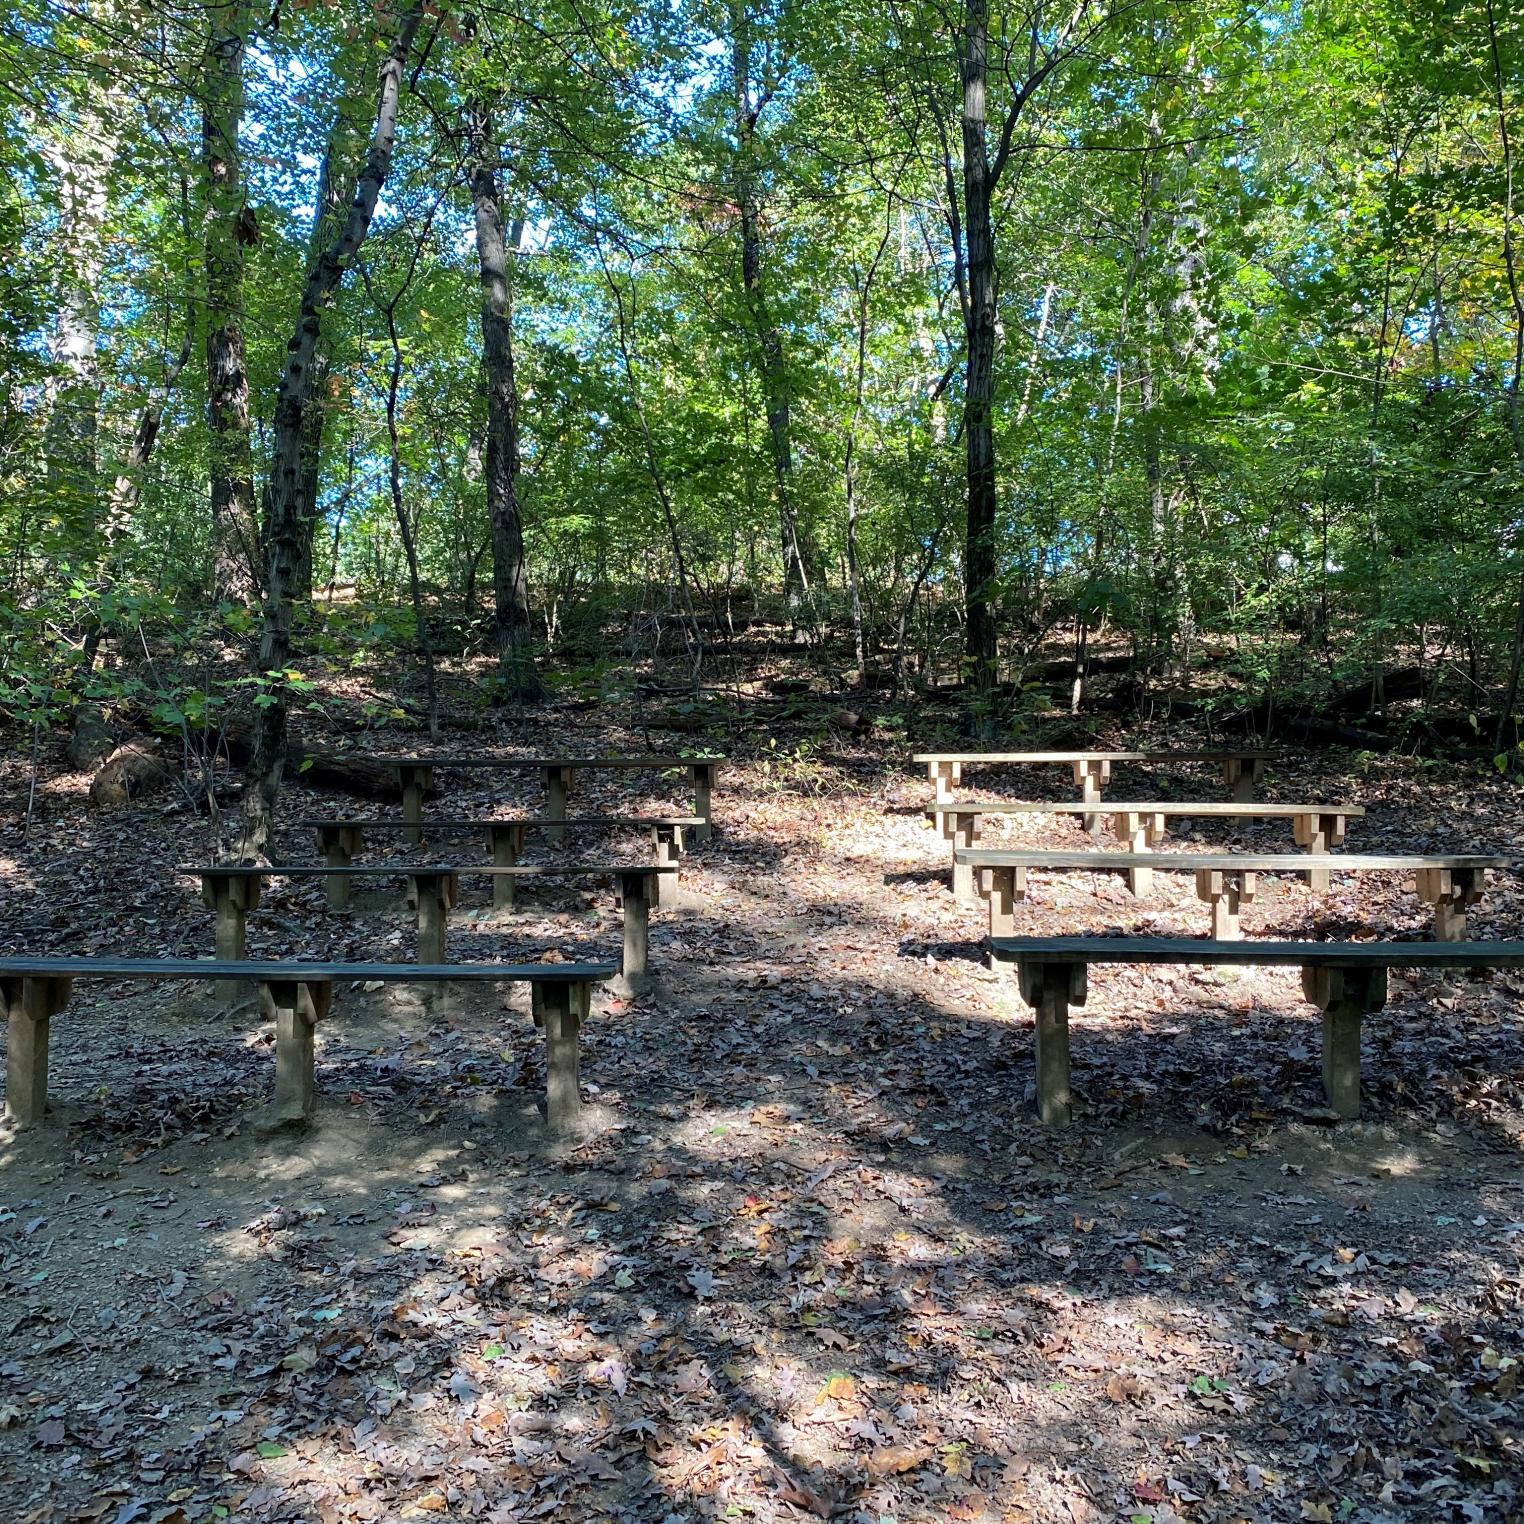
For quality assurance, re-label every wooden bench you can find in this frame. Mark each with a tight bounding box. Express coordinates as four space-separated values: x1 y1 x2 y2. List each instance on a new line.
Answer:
379 755 724 845
912 750 1280 813
927 802 1366 898
957 849 1512 941
989 935 1524 1126
298 816 702 906
1 957 612 1133
185 864 676 993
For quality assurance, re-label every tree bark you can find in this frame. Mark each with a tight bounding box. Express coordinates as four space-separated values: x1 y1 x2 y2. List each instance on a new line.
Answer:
203 0 261 603
961 0 999 701
239 4 424 858
468 100 542 701
731 4 816 608
43 86 123 550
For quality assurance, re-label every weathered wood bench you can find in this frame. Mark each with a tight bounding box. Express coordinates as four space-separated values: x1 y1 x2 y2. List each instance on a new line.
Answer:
989 935 1524 1126
958 849 1512 942
185 864 676 993
912 749 1280 816
1 957 612 1133
297 816 702 906
927 802 1366 898
379 755 724 845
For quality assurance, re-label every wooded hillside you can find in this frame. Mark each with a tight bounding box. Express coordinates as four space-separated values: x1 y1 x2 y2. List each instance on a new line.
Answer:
4 0 1524 805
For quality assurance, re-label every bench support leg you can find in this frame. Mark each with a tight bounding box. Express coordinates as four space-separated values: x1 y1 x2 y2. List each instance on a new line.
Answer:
1196 869 1255 940
950 813 979 902
489 824 524 911
1074 760 1110 835
409 872 459 964
985 865 1018 951
3 977 72 1127
544 766 572 846
534 983 583 1132
397 766 433 846
204 874 263 1006
618 874 652 994
266 979 331 1126
692 765 715 842
1294 812 1346 893
930 760 960 804
318 828 363 909
1113 812 1152 896
1015 962 1087 1127
1224 757 1263 803
1302 965 1387 1120
1414 866 1484 942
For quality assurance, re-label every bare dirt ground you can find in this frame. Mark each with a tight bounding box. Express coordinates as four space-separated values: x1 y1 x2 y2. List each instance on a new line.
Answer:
1 687 1521 1523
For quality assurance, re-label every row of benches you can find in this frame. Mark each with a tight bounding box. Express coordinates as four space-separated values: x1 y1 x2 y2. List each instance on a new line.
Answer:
192 860 674 994
927 800 1365 897
2 958 610 1133
914 748 1279 808
994 936 1523 1126
377 754 724 843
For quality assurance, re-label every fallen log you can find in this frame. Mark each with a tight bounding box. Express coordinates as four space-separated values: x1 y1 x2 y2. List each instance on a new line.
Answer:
67 704 117 771
89 737 175 807
217 721 401 800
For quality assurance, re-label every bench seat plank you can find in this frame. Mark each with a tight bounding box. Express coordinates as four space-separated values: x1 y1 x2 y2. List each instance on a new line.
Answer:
296 816 704 828
957 851 1507 870
926 801 1364 817
2 959 614 1135
987 935 1519 1128
912 751 1279 763
988 936 1524 966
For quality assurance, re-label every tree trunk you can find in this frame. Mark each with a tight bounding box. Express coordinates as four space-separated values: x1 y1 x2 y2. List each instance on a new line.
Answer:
289 98 368 603
239 4 424 858
961 0 999 703
732 6 815 609
203 0 261 603
469 101 542 702
43 90 122 550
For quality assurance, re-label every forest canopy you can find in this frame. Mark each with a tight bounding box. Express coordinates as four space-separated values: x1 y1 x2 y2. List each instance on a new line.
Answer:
3 0 1524 815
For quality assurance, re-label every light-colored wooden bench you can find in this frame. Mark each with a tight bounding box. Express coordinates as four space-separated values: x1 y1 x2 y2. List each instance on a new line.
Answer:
912 750 1280 817
958 849 1512 941
989 935 1524 1126
1 957 612 1133
297 816 702 906
926 801 1366 898
380 755 724 844
185 864 676 994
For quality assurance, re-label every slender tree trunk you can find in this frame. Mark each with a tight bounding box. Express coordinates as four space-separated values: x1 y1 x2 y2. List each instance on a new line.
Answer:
961 0 999 701
239 4 423 858
43 92 122 551
731 6 815 609
845 226 891 681
468 101 542 702
203 0 261 602
289 98 367 603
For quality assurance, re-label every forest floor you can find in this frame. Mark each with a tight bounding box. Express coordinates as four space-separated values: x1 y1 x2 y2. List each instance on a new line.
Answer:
0 659 1521 1524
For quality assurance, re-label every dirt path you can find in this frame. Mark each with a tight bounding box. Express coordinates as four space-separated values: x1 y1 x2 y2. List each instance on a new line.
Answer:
1 724 1521 1523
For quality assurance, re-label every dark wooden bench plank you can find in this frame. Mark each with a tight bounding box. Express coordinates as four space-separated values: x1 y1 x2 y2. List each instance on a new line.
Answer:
985 934 1522 1128
956 849 1512 941
927 803 1368 898
181 864 676 992
376 756 725 845
1 958 614 1134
